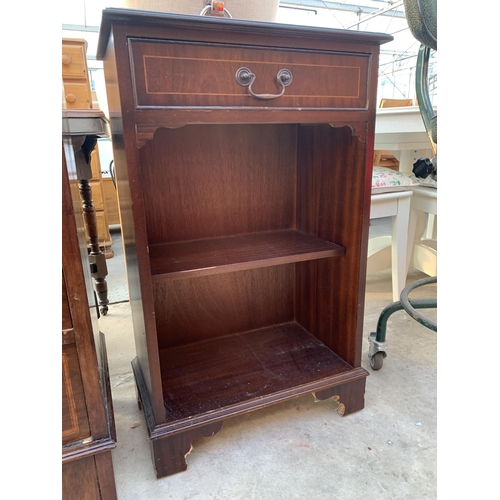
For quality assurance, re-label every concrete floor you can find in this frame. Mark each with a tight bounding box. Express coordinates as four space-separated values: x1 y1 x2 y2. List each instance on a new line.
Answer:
99 220 437 499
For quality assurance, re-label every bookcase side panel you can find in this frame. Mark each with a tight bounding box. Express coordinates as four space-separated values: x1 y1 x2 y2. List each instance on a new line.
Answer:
103 28 166 423
295 125 367 366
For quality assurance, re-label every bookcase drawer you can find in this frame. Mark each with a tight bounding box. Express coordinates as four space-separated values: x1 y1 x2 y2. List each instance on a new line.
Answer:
130 39 369 110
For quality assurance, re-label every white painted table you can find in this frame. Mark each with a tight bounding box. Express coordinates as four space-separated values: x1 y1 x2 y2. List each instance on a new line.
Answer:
374 106 436 175
407 186 437 276
369 190 413 302
372 106 438 284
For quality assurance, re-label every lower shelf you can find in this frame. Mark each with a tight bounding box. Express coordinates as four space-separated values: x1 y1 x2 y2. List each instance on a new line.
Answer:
157 322 361 428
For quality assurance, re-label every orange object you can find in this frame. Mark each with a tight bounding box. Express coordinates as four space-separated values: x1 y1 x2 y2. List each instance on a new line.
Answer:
213 1 224 14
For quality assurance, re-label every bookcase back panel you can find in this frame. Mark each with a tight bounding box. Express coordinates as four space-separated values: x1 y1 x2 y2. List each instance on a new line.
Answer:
140 124 297 245
153 265 295 349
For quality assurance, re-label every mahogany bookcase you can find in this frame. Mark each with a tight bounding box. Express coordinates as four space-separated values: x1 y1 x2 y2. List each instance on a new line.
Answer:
97 8 392 478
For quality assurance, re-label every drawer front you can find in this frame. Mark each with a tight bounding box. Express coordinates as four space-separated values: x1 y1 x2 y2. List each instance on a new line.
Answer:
63 82 92 109
62 43 87 79
130 40 369 110
62 344 91 444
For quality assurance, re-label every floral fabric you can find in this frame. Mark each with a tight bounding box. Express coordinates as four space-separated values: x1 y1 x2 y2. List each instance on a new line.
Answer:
409 173 437 188
371 166 419 194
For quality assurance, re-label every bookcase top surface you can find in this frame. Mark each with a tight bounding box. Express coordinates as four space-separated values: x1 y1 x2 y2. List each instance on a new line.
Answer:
96 7 393 60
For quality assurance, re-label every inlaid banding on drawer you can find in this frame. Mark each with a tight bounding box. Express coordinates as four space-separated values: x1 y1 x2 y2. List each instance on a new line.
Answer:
130 40 369 109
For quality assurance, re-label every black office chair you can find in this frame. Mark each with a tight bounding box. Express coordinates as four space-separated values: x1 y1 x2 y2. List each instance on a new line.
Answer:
367 0 437 370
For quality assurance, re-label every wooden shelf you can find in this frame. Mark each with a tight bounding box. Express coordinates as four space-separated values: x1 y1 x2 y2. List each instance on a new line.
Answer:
149 230 345 280
158 322 353 426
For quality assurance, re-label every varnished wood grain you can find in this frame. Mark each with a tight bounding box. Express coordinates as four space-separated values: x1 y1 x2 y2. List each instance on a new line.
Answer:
313 378 366 416
63 141 117 497
62 456 101 500
139 124 297 244
159 322 353 423
97 8 388 478
96 9 393 61
153 265 294 349
130 39 369 109
102 33 168 424
295 125 367 367
62 271 72 330
152 421 223 478
62 144 109 438
61 452 117 499
134 112 369 147
93 452 118 500
149 229 344 280
62 345 91 444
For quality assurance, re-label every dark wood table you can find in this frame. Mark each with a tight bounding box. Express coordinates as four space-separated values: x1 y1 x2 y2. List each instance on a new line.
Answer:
62 115 117 499
62 109 110 315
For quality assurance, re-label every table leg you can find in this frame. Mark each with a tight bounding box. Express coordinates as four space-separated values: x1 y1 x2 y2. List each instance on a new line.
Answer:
72 135 110 316
390 192 411 302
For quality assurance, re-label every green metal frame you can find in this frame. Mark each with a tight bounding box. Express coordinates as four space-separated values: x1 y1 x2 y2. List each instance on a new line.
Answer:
415 44 437 156
373 277 437 345
368 277 437 369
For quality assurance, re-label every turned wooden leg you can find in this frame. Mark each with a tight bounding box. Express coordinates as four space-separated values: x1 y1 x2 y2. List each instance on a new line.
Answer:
79 178 110 315
73 135 110 316
151 422 223 478
313 378 366 416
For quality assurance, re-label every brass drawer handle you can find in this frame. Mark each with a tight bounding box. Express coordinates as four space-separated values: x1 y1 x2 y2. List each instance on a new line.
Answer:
236 67 293 100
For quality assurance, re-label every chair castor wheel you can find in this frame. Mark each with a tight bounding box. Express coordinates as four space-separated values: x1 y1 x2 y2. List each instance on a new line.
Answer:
370 351 384 370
